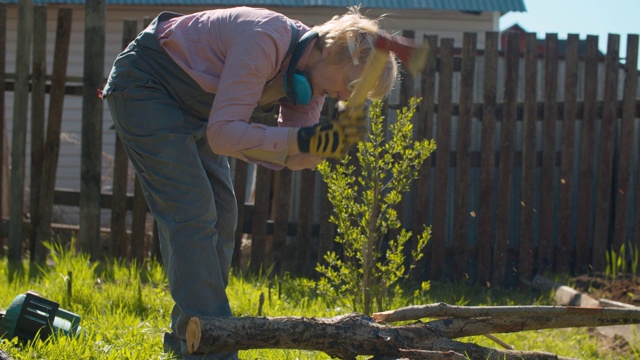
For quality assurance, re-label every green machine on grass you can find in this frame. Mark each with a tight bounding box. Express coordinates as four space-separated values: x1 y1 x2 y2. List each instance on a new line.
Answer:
0 292 81 341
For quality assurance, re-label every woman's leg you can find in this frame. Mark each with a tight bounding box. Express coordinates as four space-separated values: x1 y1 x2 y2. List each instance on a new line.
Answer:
106 85 237 359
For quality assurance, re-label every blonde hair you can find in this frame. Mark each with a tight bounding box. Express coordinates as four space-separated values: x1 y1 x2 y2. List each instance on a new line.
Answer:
312 6 398 100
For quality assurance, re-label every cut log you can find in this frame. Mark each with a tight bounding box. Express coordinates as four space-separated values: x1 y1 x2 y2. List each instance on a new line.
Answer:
186 312 574 359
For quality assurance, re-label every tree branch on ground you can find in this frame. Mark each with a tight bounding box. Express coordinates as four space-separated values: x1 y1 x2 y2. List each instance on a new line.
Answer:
184 303 640 359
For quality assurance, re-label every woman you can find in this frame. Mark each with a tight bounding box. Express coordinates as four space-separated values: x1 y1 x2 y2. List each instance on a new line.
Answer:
102 6 397 359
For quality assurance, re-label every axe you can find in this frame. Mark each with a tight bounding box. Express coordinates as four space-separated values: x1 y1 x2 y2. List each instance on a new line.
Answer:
347 32 429 115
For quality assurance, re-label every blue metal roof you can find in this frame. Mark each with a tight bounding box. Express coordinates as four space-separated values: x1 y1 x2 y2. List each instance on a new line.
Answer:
8 0 527 12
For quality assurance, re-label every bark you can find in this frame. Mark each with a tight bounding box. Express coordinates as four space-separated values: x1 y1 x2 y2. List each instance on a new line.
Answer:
186 312 574 359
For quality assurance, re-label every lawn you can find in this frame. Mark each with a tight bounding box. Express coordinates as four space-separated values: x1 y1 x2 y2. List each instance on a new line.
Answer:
0 243 635 359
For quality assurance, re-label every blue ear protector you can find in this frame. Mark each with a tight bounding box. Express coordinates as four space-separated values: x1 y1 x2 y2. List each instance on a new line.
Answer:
284 23 318 106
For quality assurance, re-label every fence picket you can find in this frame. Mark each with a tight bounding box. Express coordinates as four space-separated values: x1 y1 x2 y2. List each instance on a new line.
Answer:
272 168 292 273
29 5 47 260
452 32 476 281
79 0 105 257
574 36 600 273
37 7 72 258
297 170 316 276
250 166 271 272
477 32 498 286
232 160 248 269
111 19 138 258
613 34 639 250
539 33 559 273
592 34 621 271
556 34 580 274
411 34 437 282
9 0 33 262
519 32 538 280
431 38 454 281
317 175 334 268
492 32 519 286
0 2 5 257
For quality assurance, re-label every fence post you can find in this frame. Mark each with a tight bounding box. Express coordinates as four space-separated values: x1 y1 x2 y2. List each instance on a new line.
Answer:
29 5 47 260
8 0 33 263
79 0 105 258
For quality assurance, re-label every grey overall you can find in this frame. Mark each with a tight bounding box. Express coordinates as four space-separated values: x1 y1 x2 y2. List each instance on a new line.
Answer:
102 12 238 359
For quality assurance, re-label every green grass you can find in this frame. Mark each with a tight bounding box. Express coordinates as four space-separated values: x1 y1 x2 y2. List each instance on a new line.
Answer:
0 243 636 359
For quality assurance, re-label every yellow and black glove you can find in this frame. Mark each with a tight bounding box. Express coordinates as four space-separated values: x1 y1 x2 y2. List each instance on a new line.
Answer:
297 103 367 158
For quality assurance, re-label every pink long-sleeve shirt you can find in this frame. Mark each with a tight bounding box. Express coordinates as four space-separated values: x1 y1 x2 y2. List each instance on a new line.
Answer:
156 7 324 169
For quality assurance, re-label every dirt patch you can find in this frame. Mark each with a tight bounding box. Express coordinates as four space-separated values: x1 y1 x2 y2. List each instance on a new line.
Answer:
571 273 640 306
569 273 640 358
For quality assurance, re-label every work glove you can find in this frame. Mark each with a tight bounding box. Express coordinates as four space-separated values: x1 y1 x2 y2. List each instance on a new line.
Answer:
297 102 367 159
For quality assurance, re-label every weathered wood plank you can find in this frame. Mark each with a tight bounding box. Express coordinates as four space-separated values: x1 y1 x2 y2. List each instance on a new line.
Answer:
9 0 33 262
411 34 437 282
452 32 475 281
79 0 106 257
613 34 638 249
492 32 519 286
0 2 9 255
272 168 292 273
556 34 580 274
130 177 148 262
518 32 538 281
29 5 47 260
539 33 559 273
431 38 453 281
476 31 498 286
110 19 137 258
592 34 620 271
574 35 600 273
316 174 334 267
231 160 248 269
297 170 316 276
250 166 271 272
35 8 72 260
0 2 5 257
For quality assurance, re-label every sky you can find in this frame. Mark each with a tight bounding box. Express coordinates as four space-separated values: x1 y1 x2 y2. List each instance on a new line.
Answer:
499 0 640 58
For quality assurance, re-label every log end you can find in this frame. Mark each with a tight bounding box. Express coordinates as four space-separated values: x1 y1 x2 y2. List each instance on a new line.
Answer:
186 317 201 354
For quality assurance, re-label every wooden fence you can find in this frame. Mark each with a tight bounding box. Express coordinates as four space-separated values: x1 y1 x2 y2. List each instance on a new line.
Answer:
1 3 639 287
